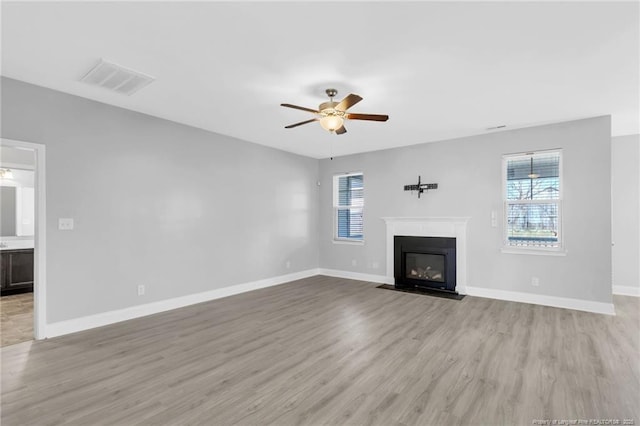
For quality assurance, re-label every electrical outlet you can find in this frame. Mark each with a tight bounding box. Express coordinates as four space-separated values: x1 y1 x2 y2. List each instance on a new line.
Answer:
531 277 540 287
491 211 498 228
137 285 145 296
351 259 357 267
286 260 291 269
372 261 379 269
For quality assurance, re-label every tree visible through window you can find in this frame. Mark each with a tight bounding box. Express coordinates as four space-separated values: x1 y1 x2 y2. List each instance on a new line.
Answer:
504 151 562 249
334 173 363 241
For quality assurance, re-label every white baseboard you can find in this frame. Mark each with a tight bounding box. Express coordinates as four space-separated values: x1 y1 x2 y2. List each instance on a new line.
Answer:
612 285 640 297
318 269 613 315
318 268 392 285
45 268 320 339
465 286 616 315
44 268 620 338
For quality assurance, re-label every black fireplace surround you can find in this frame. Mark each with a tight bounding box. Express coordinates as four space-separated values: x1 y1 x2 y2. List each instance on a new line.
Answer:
394 236 457 293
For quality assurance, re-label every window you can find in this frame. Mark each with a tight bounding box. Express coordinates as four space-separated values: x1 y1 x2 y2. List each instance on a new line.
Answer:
503 150 562 250
333 172 363 242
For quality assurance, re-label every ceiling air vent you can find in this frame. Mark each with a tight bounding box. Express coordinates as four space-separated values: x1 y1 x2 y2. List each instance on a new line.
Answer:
80 59 155 96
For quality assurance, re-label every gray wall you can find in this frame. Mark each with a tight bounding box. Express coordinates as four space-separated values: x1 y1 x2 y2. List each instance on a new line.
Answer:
611 134 640 291
319 116 612 304
1 77 320 323
1 186 17 236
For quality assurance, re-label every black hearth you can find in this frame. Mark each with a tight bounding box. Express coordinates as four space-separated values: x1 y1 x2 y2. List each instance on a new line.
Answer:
394 236 457 293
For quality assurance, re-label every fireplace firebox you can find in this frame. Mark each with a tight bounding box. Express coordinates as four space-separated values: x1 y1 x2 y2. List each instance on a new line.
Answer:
394 236 457 293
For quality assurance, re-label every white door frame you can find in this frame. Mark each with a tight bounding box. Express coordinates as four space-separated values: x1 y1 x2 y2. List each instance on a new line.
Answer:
1 138 47 339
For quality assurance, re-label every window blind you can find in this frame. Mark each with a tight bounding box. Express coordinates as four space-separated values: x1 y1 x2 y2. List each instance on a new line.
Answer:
335 173 364 240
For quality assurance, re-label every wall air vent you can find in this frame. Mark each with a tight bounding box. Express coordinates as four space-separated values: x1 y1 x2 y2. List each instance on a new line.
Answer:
80 59 155 96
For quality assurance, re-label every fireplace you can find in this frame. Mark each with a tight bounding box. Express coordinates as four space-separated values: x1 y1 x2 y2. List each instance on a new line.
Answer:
394 236 457 293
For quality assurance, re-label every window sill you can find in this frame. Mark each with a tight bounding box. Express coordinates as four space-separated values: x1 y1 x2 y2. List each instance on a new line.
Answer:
501 247 567 256
333 239 364 246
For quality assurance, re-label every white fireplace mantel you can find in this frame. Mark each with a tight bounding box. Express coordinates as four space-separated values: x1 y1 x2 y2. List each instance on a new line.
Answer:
382 217 470 294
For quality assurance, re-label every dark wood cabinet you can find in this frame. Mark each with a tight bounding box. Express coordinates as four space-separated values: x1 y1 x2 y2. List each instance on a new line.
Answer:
1 249 34 295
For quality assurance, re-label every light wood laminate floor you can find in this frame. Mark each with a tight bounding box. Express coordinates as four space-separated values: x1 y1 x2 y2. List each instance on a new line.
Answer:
1 276 638 425
0 292 33 347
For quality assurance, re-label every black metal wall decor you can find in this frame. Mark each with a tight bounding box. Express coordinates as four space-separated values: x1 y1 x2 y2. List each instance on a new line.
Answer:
404 176 438 198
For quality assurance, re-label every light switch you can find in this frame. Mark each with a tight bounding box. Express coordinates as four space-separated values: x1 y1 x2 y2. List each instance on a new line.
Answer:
491 211 498 228
58 218 74 230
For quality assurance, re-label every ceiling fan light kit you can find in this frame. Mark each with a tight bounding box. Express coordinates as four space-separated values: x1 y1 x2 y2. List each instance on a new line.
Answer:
319 115 344 132
281 88 388 135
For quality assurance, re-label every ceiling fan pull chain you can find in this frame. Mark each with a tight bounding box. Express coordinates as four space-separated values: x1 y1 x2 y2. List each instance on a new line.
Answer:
330 138 335 160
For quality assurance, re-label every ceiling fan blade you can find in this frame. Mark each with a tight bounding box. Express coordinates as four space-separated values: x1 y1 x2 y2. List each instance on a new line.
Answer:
335 94 363 111
346 113 389 122
284 118 318 129
335 125 347 135
281 103 319 114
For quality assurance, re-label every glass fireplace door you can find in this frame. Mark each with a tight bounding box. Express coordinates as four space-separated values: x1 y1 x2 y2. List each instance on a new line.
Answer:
405 253 445 282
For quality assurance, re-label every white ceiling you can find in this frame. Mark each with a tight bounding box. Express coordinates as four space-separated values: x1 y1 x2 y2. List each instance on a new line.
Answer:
2 1 638 159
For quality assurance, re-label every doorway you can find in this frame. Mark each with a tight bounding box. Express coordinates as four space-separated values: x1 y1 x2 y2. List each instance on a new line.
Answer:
0 138 46 343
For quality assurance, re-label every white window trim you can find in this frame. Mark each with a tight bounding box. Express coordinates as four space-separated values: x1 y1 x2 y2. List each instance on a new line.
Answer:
332 238 365 246
501 149 565 255
500 247 567 256
333 171 364 243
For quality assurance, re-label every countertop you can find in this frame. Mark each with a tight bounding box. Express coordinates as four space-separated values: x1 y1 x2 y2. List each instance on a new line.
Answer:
0 240 34 251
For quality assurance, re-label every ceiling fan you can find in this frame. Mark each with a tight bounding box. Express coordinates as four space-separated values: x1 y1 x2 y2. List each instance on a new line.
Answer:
281 88 389 135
